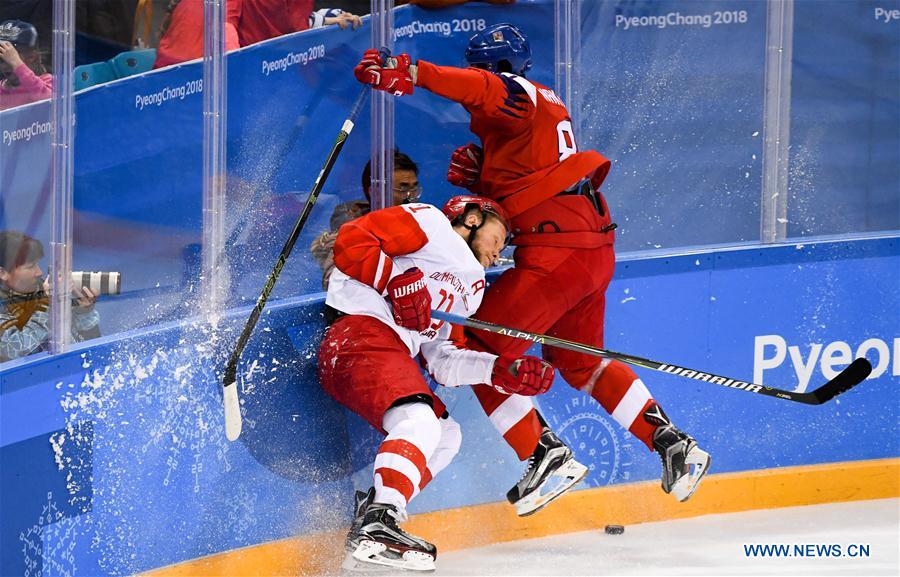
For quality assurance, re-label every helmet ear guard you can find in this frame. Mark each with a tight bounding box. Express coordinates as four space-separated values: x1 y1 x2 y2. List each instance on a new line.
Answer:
442 195 512 249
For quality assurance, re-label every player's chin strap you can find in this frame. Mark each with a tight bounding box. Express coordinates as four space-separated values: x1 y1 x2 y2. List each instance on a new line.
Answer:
459 207 510 254
463 221 481 248
461 215 512 254
457 208 487 248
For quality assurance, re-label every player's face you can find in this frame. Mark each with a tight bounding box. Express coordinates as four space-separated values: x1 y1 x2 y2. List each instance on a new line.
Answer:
0 260 43 293
470 216 508 268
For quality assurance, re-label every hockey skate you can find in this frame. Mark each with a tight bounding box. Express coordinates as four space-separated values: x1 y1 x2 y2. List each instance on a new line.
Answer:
653 424 711 502
344 488 375 552
342 502 436 572
506 428 588 517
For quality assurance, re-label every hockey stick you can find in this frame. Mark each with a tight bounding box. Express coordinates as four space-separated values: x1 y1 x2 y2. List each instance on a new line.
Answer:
430 309 872 405
222 87 368 441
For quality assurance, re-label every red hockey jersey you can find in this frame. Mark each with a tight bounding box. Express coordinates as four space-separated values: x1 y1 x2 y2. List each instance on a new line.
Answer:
416 61 611 219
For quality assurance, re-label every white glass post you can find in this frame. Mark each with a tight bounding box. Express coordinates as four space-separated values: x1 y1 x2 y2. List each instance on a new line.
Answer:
555 0 582 134
370 0 395 211
202 0 227 321
49 0 75 353
761 0 794 243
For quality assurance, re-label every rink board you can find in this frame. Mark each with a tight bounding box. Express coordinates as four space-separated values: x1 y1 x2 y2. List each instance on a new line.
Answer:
1 235 897 576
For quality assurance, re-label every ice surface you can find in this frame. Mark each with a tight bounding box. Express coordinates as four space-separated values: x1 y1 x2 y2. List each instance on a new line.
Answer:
432 499 899 576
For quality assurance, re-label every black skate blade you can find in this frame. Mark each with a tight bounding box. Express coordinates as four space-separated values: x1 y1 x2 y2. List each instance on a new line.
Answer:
811 358 872 404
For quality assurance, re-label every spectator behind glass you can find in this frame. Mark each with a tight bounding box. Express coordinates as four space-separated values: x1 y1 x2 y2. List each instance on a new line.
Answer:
0 231 100 363
75 1 139 64
0 1 51 59
318 0 512 12
310 151 420 289
409 0 515 7
0 19 51 111
154 0 362 69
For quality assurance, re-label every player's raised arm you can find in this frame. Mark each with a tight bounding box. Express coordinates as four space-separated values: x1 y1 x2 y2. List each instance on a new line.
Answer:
353 50 536 124
333 205 428 293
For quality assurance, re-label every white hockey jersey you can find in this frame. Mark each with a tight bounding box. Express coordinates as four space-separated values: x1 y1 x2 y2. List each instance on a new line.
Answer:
326 203 496 387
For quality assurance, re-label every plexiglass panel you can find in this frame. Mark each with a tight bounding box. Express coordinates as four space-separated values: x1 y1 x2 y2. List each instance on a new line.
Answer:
69 0 203 339
578 0 767 252
0 5 62 364
787 0 899 237
222 13 371 303
4 0 896 368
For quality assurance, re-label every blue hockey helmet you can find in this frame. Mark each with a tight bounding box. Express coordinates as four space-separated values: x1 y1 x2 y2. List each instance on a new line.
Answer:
0 20 39 49
465 23 532 75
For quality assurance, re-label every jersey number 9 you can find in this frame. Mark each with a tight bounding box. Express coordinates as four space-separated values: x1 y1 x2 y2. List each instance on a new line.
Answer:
556 120 578 161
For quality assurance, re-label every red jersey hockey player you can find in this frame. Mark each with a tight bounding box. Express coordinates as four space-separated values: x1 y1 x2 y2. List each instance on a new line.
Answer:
353 23 711 514
319 196 555 572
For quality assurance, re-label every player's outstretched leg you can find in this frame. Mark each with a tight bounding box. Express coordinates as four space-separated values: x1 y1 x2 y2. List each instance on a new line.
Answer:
506 427 588 517
559 350 712 503
645 405 711 502
344 502 437 572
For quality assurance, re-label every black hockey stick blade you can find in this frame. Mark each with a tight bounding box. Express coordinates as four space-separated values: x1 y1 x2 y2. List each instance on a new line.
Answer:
808 357 872 405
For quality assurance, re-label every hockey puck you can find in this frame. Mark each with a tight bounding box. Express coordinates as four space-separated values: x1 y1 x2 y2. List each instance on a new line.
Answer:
605 525 625 535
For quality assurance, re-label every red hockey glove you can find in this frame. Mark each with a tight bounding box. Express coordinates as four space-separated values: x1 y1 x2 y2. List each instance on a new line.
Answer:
386 267 431 331
491 355 555 396
354 51 414 96
353 49 383 83
447 143 483 189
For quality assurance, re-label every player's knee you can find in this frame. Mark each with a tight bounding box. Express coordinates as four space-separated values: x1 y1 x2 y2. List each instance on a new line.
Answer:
560 360 638 392
439 415 462 458
558 364 597 391
383 402 442 455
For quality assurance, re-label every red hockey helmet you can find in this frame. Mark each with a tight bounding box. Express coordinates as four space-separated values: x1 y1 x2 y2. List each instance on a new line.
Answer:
442 195 510 231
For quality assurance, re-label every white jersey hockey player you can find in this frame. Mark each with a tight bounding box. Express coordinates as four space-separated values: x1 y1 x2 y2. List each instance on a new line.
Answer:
318 196 556 572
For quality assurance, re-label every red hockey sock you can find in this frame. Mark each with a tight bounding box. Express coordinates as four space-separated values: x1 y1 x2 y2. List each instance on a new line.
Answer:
563 360 658 450
473 383 542 460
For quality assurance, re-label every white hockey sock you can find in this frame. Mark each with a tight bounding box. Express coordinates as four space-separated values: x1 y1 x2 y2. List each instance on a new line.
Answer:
422 415 462 488
374 402 441 512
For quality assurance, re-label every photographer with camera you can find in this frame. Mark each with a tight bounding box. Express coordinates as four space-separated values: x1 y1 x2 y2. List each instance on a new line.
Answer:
0 231 101 363
0 20 52 111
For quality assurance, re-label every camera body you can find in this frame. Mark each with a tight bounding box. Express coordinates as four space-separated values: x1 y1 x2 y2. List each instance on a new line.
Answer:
71 271 120 295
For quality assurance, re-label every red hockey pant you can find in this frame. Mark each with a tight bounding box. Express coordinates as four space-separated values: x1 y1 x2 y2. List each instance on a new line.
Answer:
318 315 460 510
468 243 659 459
